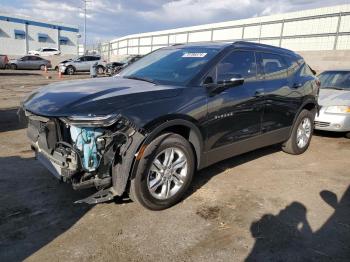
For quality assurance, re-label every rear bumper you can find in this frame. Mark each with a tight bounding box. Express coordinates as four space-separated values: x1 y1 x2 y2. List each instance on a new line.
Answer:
314 108 350 132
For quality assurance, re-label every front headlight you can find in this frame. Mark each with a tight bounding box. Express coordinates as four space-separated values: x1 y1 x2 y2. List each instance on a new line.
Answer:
325 106 350 114
61 114 120 127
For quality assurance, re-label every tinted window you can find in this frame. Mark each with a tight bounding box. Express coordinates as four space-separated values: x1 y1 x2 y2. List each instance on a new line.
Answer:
215 50 257 83
284 56 300 76
300 63 314 77
259 52 288 80
120 47 220 86
318 71 350 90
21 56 30 61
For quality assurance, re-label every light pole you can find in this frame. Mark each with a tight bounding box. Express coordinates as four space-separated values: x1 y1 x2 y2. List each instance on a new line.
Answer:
82 0 88 54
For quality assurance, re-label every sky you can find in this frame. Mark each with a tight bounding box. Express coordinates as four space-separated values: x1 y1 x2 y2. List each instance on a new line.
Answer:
0 0 349 45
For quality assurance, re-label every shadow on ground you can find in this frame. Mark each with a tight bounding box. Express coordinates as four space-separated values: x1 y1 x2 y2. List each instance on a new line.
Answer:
0 107 26 132
0 155 96 262
245 186 350 261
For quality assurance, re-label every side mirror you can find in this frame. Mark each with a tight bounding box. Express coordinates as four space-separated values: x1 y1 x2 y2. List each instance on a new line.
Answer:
206 75 244 95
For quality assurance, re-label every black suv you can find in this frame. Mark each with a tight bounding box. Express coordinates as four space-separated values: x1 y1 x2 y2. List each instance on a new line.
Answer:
20 42 319 210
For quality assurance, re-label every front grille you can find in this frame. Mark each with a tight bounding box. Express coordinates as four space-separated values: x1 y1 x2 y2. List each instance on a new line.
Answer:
314 121 330 127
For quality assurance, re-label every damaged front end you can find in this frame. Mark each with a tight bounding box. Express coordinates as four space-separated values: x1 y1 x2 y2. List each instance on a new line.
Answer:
25 111 145 204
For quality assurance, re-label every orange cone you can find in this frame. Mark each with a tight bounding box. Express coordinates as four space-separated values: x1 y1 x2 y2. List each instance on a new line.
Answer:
58 70 62 79
44 66 47 73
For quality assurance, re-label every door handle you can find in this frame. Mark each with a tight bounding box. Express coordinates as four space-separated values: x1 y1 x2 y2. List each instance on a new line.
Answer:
254 89 265 97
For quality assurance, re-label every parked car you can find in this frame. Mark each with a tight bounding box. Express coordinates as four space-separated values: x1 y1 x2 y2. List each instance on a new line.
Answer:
60 55 105 75
105 55 143 75
315 70 350 138
28 47 61 56
19 42 319 210
9 55 51 70
0 54 9 69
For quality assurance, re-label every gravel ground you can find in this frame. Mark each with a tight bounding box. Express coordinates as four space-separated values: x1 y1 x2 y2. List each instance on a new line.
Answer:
0 70 349 262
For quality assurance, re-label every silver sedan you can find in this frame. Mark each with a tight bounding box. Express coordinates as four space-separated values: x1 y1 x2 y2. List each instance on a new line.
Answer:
315 70 350 138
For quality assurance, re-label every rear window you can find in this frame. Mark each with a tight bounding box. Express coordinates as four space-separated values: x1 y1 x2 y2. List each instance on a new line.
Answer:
258 52 288 80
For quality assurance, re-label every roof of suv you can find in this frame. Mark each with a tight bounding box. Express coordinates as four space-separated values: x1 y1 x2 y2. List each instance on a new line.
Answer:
170 41 301 59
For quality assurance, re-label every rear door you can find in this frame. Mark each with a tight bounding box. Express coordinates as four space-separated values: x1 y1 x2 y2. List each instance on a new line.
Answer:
80 56 92 71
256 52 302 135
86 56 100 70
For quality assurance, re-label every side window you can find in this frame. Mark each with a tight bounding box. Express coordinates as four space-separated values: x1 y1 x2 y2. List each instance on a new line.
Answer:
216 50 257 83
79 57 87 62
300 63 314 77
284 55 300 77
258 52 288 80
22 56 29 61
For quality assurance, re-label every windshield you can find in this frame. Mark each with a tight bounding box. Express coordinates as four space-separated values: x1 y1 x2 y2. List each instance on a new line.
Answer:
119 47 220 86
318 71 350 90
36 48 42 51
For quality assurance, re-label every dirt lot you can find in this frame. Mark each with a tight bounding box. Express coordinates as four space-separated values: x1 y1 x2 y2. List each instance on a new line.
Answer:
0 70 349 262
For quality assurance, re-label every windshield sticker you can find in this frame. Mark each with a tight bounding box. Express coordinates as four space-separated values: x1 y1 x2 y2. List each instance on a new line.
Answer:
182 53 207 58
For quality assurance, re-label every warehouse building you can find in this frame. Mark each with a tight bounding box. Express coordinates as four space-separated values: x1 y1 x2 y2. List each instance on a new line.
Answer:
0 13 79 56
101 4 350 62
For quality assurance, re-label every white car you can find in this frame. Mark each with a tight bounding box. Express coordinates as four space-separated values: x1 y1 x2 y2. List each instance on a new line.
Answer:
28 47 61 56
315 70 350 138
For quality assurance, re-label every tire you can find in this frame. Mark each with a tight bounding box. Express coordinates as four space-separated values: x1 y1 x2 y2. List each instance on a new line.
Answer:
282 109 315 155
40 64 46 71
345 132 350 139
66 66 75 75
97 66 105 75
129 133 195 210
10 64 17 70
55 66 59 71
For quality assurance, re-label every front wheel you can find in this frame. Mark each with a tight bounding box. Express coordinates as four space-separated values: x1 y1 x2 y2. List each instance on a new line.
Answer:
282 109 315 155
129 133 195 210
65 66 75 75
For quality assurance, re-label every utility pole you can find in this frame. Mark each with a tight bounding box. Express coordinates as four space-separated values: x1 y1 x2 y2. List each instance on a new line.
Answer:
82 0 88 54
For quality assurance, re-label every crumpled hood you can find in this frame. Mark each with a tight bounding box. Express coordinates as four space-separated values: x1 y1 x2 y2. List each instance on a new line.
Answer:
318 89 350 107
23 77 183 116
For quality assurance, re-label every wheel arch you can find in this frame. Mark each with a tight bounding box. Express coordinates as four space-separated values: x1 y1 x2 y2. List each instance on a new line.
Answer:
66 64 76 73
289 99 318 137
134 117 205 175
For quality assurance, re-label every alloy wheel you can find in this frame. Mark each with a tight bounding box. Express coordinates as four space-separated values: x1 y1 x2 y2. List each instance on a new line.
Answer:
147 147 188 200
296 117 312 148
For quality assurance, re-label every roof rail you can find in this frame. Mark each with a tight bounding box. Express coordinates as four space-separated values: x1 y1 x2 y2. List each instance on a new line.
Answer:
233 41 297 55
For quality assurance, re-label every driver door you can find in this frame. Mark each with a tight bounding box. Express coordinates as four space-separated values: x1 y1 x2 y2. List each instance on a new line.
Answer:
205 50 265 164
